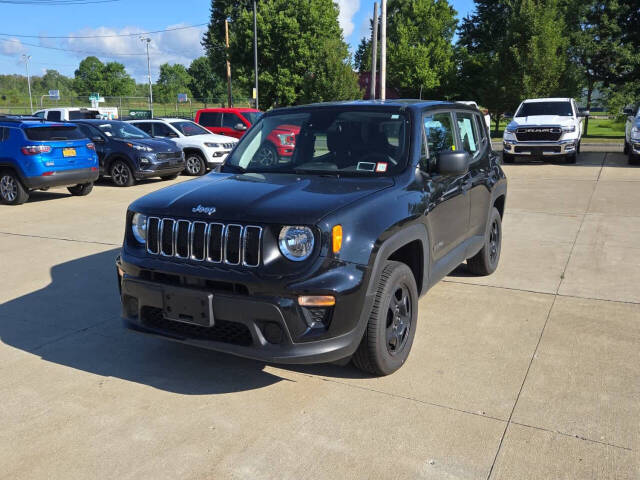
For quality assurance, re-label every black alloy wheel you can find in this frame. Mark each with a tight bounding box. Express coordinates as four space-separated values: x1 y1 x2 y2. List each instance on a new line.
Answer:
110 160 134 187
353 260 418 376
467 206 502 275
254 142 279 167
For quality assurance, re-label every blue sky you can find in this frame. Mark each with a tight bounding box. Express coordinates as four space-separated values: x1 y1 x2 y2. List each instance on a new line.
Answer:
0 0 476 82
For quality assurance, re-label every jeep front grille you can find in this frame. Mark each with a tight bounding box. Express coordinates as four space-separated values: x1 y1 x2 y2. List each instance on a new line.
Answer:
146 217 262 267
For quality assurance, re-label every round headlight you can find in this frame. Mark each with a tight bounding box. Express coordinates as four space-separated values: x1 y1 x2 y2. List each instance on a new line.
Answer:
278 226 315 261
131 213 148 244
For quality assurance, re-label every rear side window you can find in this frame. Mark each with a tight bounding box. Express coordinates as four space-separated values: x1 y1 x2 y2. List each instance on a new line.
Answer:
47 111 62 121
198 112 221 127
25 126 86 141
69 110 99 120
133 122 153 135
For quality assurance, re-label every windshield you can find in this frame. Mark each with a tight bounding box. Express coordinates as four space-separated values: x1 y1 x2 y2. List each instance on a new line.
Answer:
241 111 262 124
96 122 150 139
516 102 573 117
170 121 210 136
222 108 410 176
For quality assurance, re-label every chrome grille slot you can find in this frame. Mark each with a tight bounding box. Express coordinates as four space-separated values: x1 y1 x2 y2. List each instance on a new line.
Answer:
175 220 190 258
146 217 160 254
145 218 261 267
207 223 224 263
190 222 207 261
225 224 242 265
160 219 175 256
243 226 262 267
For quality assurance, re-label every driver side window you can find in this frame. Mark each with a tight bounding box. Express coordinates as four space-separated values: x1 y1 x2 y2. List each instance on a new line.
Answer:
422 112 455 170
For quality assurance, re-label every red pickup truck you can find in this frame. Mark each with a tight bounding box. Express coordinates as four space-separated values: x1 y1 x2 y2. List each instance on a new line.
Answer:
195 108 299 163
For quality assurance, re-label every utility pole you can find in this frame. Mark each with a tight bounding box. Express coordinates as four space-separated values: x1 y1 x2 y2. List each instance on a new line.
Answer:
22 54 33 114
225 19 233 108
253 0 259 110
140 37 153 116
380 0 387 101
370 2 378 100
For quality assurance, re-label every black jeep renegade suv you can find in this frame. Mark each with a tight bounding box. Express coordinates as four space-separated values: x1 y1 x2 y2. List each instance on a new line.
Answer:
117 100 507 375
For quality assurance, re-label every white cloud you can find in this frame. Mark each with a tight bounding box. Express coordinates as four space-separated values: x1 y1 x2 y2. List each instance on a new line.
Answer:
336 0 360 37
61 24 206 81
0 37 27 57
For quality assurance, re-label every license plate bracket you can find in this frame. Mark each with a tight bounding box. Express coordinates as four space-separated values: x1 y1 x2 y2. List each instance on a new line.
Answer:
63 147 77 157
163 289 214 327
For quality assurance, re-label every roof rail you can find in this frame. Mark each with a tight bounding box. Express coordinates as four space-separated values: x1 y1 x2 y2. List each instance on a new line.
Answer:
0 115 44 123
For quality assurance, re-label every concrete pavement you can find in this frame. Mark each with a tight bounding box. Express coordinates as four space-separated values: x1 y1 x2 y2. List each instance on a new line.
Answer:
1 154 639 479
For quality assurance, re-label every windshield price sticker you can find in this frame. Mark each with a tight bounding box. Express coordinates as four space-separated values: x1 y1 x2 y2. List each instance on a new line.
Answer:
376 162 388 173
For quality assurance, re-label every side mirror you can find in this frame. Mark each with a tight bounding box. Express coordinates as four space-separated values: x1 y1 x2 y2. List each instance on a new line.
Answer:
437 151 471 176
578 110 590 117
92 136 105 143
623 107 635 116
234 123 247 131
503 113 513 120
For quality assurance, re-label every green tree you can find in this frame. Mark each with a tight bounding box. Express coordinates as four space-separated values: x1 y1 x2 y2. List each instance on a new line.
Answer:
73 56 135 97
457 0 572 135
354 36 373 73
386 0 458 98
188 56 225 101
203 0 362 109
564 0 639 132
73 56 106 95
155 63 192 103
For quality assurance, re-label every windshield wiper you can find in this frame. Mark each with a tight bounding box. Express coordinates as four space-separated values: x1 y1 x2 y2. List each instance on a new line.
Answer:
294 168 341 178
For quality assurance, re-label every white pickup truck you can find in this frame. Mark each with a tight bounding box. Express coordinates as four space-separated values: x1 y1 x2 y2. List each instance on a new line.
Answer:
33 107 119 121
502 98 588 164
624 105 640 165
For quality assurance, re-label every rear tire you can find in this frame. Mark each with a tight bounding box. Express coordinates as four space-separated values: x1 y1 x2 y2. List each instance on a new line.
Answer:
110 160 135 187
184 153 206 176
0 170 29 205
502 153 514 164
352 261 418 376
467 207 502 276
67 182 93 196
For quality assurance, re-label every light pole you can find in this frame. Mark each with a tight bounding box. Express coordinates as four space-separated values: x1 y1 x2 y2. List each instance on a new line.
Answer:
140 37 153 116
253 0 259 110
22 54 33 114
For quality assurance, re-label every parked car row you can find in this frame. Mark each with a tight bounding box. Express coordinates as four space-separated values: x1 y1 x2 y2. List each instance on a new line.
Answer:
624 105 640 165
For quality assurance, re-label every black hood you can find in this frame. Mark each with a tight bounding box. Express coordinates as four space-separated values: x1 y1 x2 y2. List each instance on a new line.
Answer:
129 172 394 224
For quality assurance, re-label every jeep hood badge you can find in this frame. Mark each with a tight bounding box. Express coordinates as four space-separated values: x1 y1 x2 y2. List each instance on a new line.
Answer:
192 204 216 215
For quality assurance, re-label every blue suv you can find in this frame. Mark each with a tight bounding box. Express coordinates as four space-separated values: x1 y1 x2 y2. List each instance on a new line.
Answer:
0 116 99 205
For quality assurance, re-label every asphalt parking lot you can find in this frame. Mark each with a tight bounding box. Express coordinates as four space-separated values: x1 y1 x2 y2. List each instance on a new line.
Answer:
1 149 639 479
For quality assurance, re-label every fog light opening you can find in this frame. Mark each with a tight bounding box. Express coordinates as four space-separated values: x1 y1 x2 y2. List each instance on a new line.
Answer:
262 322 283 344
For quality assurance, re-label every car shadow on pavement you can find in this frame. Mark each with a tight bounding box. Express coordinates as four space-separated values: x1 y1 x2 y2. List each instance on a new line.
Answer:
0 248 290 395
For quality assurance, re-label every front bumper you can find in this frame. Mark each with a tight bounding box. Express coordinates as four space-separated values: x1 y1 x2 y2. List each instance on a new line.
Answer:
22 167 99 189
503 139 577 156
116 255 374 364
135 161 185 179
205 151 230 167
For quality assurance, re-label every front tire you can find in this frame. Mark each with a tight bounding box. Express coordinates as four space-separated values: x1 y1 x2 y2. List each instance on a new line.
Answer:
566 153 577 164
110 160 134 187
67 182 93 196
184 153 206 176
353 261 418 376
467 207 502 275
254 142 279 167
630 152 640 166
0 170 29 205
624 141 629 155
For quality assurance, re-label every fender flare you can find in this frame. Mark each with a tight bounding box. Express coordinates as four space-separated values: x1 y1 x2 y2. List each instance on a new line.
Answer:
366 222 431 297
0 161 27 183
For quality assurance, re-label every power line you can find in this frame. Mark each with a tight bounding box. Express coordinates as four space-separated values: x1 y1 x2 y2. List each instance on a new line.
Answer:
0 23 207 39
0 0 119 4
0 37 146 56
